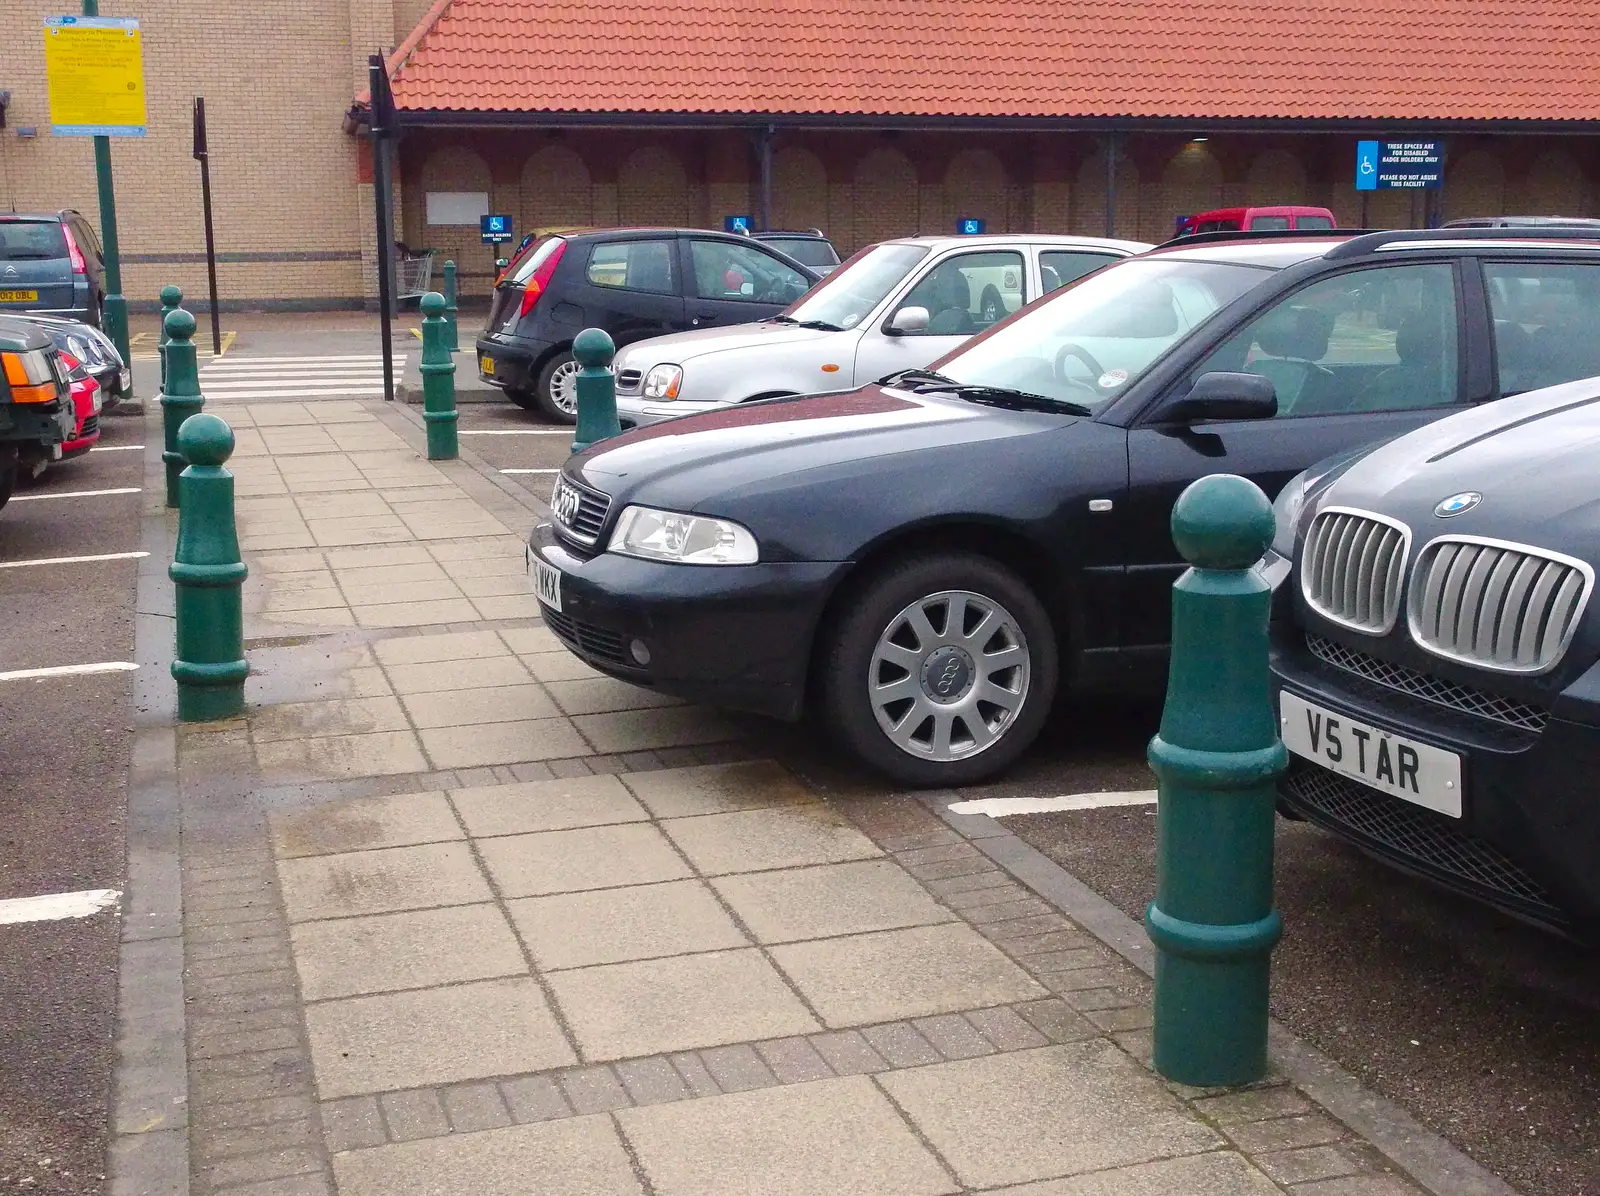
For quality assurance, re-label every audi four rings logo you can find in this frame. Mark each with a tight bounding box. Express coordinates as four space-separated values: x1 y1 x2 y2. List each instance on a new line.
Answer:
935 660 963 694
1434 491 1482 518
552 480 581 525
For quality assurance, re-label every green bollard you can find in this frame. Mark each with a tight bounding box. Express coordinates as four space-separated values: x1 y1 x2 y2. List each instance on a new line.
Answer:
419 291 459 461
442 260 460 353
570 327 620 454
160 310 205 508
157 284 182 390
169 413 249 722
1144 473 1287 1088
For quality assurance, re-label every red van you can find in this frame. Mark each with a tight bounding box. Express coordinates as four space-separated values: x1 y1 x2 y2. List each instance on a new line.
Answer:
1174 206 1336 237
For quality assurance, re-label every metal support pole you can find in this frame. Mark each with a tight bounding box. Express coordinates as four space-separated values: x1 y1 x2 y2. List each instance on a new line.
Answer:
169 413 248 722
570 328 620 454
160 310 205 508
81 0 130 366
1105 131 1120 239
419 292 458 460
1145 474 1286 1087
442 260 459 353
194 97 222 356
368 54 398 402
758 126 775 232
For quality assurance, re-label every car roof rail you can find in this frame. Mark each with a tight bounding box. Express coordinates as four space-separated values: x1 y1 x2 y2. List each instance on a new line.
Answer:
1325 225 1600 259
1153 228 1369 250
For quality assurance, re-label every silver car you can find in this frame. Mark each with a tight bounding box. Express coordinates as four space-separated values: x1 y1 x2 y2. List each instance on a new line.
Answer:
613 233 1150 426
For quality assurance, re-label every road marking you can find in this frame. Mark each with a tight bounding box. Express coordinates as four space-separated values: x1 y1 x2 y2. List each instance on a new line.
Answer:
459 429 572 436
0 661 139 681
500 468 561 475
188 387 387 399
13 486 142 502
947 791 1159 818
0 550 150 569
202 354 385 366
89 444 145 452
0 888 120 926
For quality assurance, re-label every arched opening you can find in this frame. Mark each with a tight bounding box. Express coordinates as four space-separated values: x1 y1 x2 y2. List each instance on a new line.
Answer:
618 146 690 227
520 143 593 234
852 146 918 247
944 147 1008 236
772 146 829 233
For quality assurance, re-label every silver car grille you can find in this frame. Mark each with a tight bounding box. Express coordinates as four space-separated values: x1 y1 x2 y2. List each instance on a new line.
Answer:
1305 632 1548 732
550 474 610 546
1300 508 1410 635
1408 537 1592 674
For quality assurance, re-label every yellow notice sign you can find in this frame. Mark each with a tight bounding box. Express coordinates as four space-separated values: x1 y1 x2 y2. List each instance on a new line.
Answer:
43 16 147 137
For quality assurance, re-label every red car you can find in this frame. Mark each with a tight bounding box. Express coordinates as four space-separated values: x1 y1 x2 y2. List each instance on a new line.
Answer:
57 349 100 458
1174 205 1337 237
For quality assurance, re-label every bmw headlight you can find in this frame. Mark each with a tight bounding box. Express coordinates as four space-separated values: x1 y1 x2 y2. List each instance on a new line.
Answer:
1270 470 1311 559
607 505 758 565
643 364 683 400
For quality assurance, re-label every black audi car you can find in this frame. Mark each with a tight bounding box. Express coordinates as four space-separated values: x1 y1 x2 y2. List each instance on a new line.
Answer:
529 227 1600 786
477 228 819 422
1268 378 1600 937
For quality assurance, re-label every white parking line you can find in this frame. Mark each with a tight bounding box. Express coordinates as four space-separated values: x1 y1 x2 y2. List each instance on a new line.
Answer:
947 791 1159 818
0 550 150 569
91 444 145 452
500 468 560 475
0 661 139 682
12 487 142 502
459 429 573 436
0 888 121 926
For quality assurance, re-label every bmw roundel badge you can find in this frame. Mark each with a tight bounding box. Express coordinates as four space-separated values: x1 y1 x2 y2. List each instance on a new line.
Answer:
1434 491 1482 518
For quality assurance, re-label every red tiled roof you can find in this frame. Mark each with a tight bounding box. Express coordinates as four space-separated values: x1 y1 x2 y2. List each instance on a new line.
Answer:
387 0 1600 122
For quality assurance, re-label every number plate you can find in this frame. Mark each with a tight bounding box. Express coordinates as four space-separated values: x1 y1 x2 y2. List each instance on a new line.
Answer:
531 554 563 613
1280 691 1462 818
480 354 496 376
0 290 39 303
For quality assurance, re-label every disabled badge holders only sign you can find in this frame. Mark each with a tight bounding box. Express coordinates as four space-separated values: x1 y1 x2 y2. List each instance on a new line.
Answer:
43 16 147 137
480 214 513 245
1356 141 1443 191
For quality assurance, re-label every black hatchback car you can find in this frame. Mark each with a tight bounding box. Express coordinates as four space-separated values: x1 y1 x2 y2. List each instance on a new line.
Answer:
0 211 107 326
1268 375 1600 937
477 228 819 422
528 227 1600 786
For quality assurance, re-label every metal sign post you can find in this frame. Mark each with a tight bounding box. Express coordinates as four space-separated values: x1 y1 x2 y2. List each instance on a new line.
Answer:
368 54 398 403
192 97 221 356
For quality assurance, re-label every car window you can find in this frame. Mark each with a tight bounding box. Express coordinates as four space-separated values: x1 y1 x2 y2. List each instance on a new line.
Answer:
892 251 1026 336
689 240 811 303
1040 251 1118 294
587 240 675 294
1485 262 1600 396
935 257 1273 410
0 221 69 261
761 238 839 268
1247 215 1292 232
1198 219 1239 233
71 218 102 259
1192 263 1460 416
781 242 929 330
1296 215 1334 231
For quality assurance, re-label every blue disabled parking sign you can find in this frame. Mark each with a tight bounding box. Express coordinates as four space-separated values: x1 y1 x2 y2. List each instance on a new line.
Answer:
1357 141 1443 191
957 218 986 235
724 215 752 233
480 214 513 244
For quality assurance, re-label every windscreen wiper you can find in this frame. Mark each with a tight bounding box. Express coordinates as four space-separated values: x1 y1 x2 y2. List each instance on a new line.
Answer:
764 314 799 324
792 319 845 331
880 369 1090 416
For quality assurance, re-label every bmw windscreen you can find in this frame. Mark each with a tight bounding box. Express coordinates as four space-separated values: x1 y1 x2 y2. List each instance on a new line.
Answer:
925 258 1275 409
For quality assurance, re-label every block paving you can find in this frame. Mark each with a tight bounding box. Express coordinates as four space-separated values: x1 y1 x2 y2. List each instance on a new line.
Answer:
160 399 1441 1196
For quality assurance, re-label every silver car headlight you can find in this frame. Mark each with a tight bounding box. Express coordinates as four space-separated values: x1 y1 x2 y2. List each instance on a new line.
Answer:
643 364 683 400
606 505 758 565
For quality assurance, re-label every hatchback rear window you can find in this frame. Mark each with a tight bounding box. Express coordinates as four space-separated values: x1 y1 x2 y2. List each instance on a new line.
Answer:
0 221 68 261
508 236 565 286
763 238 839 268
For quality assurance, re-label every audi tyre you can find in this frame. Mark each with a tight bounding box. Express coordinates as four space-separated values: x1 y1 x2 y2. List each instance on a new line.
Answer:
821 553 1057 786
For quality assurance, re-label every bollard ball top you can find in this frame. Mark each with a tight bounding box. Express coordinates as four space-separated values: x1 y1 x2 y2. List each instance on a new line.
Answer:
420 291 445 317
165 308 197 340
1171 473 1274 570
177 412 235 467
160 284 183 306
572 327 616 369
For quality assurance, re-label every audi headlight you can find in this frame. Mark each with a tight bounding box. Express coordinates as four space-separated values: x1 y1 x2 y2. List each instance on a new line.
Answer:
643 364 683 400
1270 470 1311 559
607 505 758 565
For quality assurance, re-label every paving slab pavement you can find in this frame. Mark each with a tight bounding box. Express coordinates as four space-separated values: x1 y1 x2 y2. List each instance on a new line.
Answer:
115 393 1512 1196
